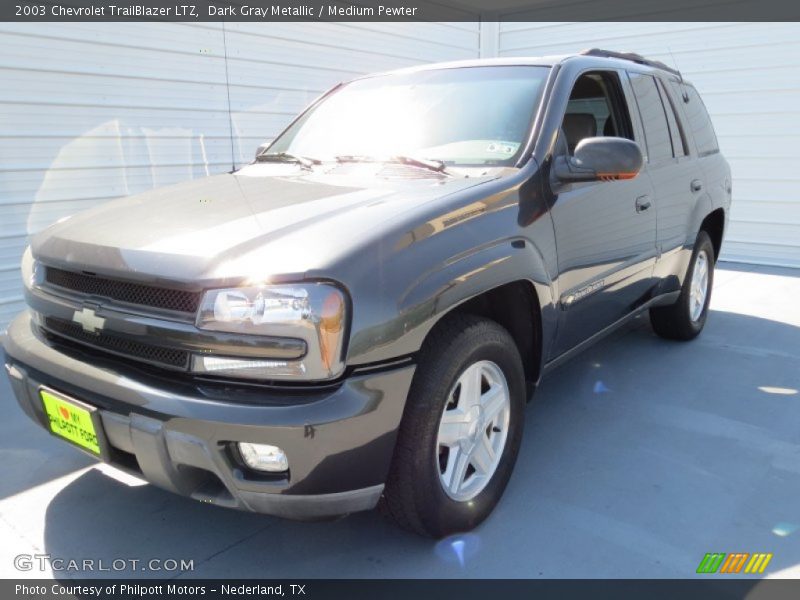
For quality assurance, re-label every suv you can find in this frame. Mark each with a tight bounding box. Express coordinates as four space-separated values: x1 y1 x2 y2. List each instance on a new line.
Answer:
3 50 730 537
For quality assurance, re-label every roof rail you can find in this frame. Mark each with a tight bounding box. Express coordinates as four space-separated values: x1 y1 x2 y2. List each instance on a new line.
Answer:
579 48 682 79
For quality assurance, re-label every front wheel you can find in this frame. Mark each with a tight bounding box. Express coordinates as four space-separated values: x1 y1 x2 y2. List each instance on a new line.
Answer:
380 314 526 537
650 230 715 340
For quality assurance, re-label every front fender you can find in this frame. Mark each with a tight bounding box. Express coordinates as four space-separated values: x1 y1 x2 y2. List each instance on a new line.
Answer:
346 238 557 368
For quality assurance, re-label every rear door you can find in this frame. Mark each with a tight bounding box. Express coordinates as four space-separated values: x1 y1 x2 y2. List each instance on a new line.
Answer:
628 71 704 274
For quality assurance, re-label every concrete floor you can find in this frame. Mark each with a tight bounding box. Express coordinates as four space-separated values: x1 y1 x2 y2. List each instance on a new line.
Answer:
1 262 799 579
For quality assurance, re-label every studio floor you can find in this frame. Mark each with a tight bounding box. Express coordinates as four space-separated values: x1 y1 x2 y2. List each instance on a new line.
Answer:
1 262 799 579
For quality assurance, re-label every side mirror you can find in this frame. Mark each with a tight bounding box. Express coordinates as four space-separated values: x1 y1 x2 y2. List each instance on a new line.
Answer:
255 140 273 159
554 136 643 183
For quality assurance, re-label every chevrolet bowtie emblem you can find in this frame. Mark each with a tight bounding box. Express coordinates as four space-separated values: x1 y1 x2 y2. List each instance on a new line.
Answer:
72 307 105 334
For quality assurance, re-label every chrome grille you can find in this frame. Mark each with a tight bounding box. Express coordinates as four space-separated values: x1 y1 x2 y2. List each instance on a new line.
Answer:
45 267 202 314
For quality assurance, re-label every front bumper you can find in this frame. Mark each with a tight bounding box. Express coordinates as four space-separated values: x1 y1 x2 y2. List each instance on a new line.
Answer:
3 311 415 520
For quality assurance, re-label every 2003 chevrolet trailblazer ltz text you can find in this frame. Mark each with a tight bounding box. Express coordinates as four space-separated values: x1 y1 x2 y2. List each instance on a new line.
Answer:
3 50 730 537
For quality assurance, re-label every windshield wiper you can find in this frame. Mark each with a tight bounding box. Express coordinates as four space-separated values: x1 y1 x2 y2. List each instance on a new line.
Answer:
256 152 321 169
336 154 449 175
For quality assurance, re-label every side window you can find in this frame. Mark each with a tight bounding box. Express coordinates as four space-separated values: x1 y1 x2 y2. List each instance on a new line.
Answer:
680 83 720 156
657 79 688 158
628 72 673 164
560 71 633 156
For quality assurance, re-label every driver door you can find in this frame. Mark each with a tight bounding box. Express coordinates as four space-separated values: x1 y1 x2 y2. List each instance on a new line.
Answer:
549 69 658 356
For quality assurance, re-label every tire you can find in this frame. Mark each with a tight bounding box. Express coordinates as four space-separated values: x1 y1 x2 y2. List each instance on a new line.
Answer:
649 230 715 341
380 314 526 538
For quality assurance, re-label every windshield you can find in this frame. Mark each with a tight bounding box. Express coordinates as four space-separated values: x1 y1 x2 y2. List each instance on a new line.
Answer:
267 66 550 168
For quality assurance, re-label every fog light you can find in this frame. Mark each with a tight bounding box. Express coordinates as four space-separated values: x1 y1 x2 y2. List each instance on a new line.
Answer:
238 442 288 473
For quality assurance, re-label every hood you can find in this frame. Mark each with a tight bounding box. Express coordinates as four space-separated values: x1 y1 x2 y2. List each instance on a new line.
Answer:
32 163 499 286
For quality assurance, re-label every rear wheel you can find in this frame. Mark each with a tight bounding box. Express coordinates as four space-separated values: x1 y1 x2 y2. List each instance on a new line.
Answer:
650 230 715 340
380 314 526 537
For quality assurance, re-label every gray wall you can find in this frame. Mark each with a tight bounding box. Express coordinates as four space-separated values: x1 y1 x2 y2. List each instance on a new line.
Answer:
1 22 799 330
0 22 479 327
498 22 800 268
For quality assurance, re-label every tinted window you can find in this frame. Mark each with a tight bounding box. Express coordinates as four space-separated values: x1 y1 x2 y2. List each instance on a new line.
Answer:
680 83 719 156
628 72 673 163
657 79 687 157
566 96 610 135
561 71 633 155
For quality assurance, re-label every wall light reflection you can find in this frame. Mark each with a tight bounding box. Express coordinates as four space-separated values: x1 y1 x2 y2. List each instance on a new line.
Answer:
758 386 798 396
772 522 798 537
593 380 611 394
434 533 481 569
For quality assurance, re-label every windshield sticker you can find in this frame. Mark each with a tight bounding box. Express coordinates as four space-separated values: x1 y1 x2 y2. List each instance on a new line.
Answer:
486 142 518 155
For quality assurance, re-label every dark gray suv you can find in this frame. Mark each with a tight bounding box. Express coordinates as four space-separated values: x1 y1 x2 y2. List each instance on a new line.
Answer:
3 49 730 537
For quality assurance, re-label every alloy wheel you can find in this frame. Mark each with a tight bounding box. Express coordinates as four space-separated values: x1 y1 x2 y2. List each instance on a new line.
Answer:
436 360 511 502
689 249 710 322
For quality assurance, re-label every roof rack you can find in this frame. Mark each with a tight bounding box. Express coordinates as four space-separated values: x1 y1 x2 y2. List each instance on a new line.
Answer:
579 48 682 79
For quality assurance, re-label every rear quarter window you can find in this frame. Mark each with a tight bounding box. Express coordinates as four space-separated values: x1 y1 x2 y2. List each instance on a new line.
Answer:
657 79 688 158
674 82 719 156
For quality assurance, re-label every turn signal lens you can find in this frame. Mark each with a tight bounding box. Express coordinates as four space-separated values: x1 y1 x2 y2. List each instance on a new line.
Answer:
191 356 307 379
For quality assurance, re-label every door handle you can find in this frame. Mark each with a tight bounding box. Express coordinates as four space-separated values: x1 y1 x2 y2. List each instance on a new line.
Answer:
635 195 652 213
691 179 703 192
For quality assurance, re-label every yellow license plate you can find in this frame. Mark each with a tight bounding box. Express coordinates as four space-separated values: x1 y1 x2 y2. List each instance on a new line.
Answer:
40 388 101 455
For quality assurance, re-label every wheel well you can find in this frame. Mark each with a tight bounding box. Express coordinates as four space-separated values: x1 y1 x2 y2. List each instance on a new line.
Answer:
700 208 725 262
447 281 542 389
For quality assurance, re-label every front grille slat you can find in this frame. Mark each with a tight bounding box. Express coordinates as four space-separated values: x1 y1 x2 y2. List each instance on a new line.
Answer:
43 317 189 370
45 267 202 314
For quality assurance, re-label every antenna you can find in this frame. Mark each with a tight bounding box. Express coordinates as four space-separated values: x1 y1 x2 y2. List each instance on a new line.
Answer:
666 46 691 102
666 46 684 83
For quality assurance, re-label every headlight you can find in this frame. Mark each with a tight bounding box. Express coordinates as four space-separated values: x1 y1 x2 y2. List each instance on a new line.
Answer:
21 246 39 290
194 283 348 381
